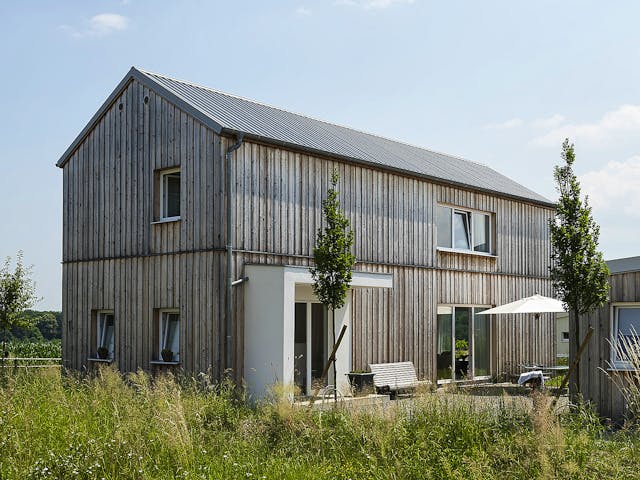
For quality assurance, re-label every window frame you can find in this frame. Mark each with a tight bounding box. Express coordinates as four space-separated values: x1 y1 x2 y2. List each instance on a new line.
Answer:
96 310 115 360
610 303 640 370
158 309 180 363
436 204 494 256
159 167 181 222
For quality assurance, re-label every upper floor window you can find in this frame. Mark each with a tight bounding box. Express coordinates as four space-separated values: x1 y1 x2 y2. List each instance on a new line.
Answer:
611 305 640 369
160 168 181 220
437 205 492 254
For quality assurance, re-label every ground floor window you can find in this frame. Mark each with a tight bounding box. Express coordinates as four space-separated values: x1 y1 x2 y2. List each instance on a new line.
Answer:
612 304 640 369
437 306 491 381
294 302 328 395
96 311 114 359
159 310 180 362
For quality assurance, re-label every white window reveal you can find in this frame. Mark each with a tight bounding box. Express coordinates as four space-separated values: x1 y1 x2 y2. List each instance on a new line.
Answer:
611 305 640 369
160 310 180 362
97 311 115 360
437 205 492 254
160 168 181 220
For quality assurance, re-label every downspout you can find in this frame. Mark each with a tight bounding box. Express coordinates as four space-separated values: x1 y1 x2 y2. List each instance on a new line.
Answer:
225 133 244 374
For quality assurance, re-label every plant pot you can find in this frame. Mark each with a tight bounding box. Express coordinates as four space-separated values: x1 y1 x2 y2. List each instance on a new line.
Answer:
347 372 375 395
97 347 109 360
161 350 174 362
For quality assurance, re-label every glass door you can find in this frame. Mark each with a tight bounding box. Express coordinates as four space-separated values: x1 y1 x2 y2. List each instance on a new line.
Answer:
436 306 491 382
294 302 328 395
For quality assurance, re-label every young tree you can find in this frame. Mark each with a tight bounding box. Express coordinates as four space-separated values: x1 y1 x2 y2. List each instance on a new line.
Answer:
311 171 356 401
550 139 609 393
0 252 39 357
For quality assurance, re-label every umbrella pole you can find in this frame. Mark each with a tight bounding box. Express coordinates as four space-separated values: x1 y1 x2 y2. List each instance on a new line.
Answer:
551 326 594 407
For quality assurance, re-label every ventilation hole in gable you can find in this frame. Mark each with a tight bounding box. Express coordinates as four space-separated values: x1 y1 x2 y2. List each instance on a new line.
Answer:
144 96 149 104
118 103 123 111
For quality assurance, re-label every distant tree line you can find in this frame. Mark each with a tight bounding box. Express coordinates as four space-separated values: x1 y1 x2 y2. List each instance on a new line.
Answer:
4 310 62 341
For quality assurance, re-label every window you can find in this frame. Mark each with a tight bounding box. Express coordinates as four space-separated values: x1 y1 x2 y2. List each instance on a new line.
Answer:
561 331 569 342
160 168 181 220
96 311 114 359
437 205 492 254
611 305 640 369
159 310 180 362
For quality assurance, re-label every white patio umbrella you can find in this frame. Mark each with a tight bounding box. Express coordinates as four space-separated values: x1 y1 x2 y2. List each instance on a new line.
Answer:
476 294 566 316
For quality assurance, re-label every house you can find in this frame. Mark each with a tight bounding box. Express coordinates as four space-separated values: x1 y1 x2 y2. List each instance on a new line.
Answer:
57 67 556 398
576 256 640 421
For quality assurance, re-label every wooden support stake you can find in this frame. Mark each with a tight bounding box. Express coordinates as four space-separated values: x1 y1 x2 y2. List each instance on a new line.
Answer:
552 325 594 407
308 324 348 406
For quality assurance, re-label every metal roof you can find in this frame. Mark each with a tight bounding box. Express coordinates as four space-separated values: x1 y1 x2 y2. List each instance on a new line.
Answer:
607 256 640 274
57 67 553 206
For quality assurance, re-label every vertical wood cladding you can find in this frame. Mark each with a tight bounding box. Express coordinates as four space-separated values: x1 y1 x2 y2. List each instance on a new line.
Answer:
576 271 640 421
62 79 555 380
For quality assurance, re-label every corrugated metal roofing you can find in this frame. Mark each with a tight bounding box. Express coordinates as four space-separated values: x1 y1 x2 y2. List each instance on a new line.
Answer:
58 67 553 206
607 256 640 274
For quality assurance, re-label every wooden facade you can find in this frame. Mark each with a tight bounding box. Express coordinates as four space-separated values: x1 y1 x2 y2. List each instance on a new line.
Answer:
576 268 640 422
60 76 556 384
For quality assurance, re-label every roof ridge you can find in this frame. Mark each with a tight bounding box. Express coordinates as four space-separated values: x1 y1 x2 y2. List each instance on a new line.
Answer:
134 66 488 168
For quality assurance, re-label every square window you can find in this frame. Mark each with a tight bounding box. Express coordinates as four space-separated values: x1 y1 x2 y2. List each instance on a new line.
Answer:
160 169 181 220
561 331 569 342
97 311 114 359
159 310 180 362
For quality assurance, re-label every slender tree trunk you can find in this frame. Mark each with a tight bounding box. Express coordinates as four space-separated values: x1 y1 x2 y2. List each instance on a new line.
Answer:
332 308 337 404
570 308 580 399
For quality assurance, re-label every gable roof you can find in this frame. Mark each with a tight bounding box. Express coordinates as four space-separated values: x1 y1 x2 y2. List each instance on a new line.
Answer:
57 67 553 206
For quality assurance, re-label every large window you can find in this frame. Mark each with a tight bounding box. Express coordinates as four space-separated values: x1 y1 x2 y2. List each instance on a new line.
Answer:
159 310 180 362
611 305 640 369
160 168 181 220
437 306 491 381
437 205 492 254
96 311 114 360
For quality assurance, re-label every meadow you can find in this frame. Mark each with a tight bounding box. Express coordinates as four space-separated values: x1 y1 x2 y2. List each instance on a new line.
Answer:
0 368 639 480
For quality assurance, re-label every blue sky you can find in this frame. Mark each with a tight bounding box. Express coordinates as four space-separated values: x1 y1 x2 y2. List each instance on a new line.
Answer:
1 1 639 309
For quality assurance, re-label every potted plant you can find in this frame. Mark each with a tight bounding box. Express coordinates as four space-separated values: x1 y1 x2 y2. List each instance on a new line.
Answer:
97 346 109 360
161 348 174 362
347 370 375 395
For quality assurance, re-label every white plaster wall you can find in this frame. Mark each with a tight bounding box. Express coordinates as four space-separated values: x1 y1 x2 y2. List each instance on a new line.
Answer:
243 265 286 400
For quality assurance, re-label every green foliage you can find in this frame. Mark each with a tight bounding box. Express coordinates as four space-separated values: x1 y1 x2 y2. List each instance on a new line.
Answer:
1 370 640 479
5 339 61 358
0 253 39 354
550 140 609 316
310 171 356 313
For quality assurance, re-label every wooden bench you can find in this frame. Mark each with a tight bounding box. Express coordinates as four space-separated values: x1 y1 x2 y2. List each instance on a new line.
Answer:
368 361 431 397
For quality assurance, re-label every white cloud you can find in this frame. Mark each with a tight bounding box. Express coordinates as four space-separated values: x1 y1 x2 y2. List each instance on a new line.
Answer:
580 155 640 217
296 6 312 15
531 114 565 129
59 13 129 38
482 118 523 130
532 105 640 147
335 0 415 9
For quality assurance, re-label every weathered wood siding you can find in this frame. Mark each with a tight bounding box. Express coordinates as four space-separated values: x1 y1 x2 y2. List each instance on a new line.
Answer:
577 270 640 421
62 78 555 381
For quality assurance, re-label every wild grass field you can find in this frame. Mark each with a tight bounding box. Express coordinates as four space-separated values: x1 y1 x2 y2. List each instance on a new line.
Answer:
0 368 639 479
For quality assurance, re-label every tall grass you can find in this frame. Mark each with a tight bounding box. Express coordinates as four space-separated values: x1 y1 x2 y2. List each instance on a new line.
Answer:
0 368 639 479
607 332 640 423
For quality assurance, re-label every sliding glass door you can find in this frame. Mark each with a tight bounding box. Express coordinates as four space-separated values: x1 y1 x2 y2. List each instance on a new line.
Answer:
436 306 491 381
